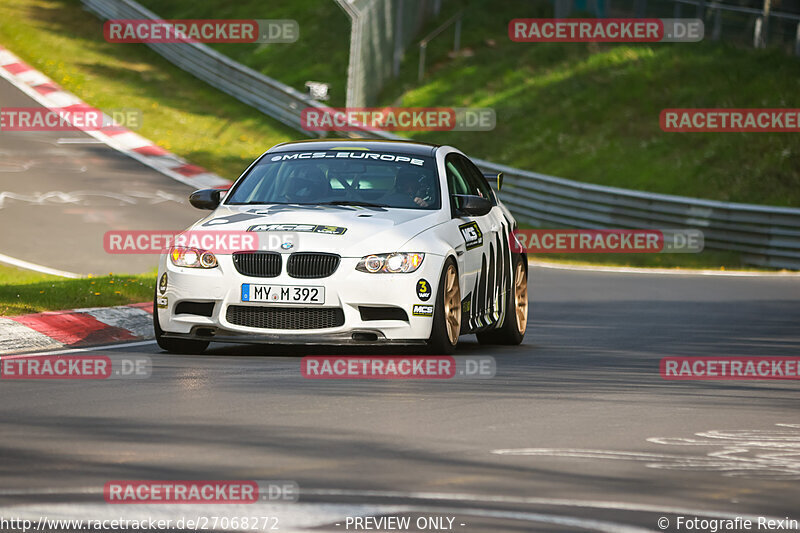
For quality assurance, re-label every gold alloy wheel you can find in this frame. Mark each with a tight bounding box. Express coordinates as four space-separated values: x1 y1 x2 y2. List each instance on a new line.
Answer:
514 260 529 334
443 264 461 345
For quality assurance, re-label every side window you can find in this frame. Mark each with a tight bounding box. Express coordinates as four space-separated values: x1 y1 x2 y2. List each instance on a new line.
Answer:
445 153 472 214
457 154 495 204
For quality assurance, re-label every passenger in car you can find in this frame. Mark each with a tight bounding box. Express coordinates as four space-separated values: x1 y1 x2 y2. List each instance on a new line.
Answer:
382 169 430 208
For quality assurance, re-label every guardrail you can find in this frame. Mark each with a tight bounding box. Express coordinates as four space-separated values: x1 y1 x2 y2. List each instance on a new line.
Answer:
82 0 333 135
82 0 800 270
475 158 800 269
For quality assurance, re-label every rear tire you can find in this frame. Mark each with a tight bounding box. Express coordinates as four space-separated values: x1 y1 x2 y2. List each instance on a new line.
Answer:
153 293 209 354
427 258 461 355
476 254 528 345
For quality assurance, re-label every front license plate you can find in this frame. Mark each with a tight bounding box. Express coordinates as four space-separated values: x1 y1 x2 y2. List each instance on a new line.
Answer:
241 284 325 304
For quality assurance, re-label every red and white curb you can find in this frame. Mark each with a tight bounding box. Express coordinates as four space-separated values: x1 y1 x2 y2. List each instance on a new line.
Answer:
0 45 230 190
0 302 153 355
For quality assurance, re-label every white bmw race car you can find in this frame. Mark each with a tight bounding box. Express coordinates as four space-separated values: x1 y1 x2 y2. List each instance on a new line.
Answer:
154 139 528 354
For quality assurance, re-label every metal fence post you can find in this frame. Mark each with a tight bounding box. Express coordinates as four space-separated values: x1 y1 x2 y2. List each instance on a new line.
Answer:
418 42 427 82
795 22 800 55
554 0 570 18
453 15 461 53
755 0 772 48
393 0 403 77
754 16 763 48
712 4 722 40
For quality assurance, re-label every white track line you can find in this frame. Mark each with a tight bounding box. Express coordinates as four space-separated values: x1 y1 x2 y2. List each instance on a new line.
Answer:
529 260 800 277
56 138 105 144
0 50 228 190
17 340 157 356
0 252 83 278
302 489 775 523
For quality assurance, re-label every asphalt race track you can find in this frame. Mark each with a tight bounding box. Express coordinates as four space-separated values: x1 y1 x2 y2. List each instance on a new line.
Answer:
1 268 798 531
2 56 800 533
0 76 203 276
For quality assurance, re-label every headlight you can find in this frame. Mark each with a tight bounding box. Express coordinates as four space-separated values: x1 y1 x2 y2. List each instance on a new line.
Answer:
169 246 218 268
356 253 424 273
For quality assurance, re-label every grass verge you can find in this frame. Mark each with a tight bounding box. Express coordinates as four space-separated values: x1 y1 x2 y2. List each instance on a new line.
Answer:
0 264 155 316
381 0 800 207
134 0 352 107
1 0 792 278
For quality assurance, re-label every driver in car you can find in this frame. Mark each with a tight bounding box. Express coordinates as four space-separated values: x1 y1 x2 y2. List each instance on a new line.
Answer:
283 165 331 203
382 169 430 208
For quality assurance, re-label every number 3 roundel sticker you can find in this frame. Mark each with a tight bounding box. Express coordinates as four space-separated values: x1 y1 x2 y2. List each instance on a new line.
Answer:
416 279 431 301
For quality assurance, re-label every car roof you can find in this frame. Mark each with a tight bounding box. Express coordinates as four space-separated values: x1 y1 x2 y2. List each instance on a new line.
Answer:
268 139 440 157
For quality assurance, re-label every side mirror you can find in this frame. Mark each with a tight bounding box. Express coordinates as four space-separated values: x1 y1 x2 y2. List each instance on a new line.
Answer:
453 194 493 217
483 171 503 191
189 189 222 210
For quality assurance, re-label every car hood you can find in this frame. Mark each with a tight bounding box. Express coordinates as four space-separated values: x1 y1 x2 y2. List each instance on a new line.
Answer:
190 204 444 257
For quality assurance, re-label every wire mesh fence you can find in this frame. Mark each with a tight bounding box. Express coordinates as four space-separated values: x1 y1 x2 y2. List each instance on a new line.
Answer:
607 0 800 52
335 0 441 107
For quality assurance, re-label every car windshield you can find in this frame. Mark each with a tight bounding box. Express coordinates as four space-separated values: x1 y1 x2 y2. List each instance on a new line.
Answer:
226 149 440 210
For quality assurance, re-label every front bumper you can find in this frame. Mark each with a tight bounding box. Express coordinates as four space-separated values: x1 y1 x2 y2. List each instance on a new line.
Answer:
160 330 427 346
156 253 444 344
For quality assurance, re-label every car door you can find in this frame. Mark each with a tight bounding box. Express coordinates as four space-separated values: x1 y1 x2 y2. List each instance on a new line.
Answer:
444 152 497 332
459 154 514 331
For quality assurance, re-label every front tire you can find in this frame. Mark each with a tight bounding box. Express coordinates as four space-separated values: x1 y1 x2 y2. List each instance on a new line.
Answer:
427 258 461 354
153 293 209 354
476 254 528 345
